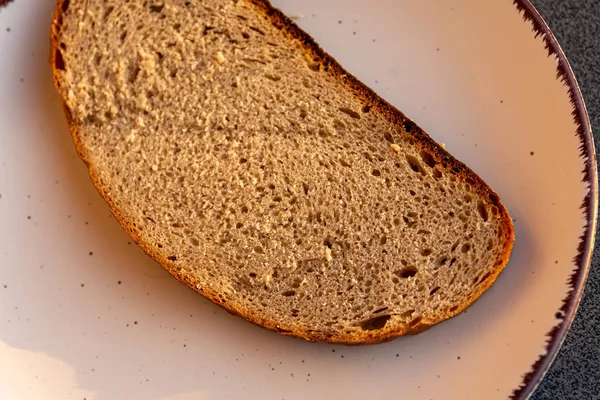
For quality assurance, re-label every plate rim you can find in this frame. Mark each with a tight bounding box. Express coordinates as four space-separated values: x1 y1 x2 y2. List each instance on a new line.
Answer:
509 1 598 398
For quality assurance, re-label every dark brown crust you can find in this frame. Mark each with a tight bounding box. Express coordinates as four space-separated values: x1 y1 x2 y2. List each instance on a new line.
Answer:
50 0 514 344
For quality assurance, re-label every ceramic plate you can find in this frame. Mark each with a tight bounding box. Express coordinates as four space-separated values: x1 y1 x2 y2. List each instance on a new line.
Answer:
0 1 596 399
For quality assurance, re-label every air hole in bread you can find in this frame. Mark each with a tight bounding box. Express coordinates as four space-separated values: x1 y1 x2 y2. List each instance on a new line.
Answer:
372 169 381 177
281 290 296 297
403 120 416 133
189 237 200 246
464 194 472 203
291 278 303 288
127 60 140 83
249 26 265 36
359 314 391 331
449 305 459 312
478 271 492 284
409 189 416 196
103 6 114 21
264 74 282 81
409 316 423 327
421 248 433 257
149 4 165 13
419 150 436 168
429 286 440 296
406 155 425 174
400 309 415 319
396 266 418 279
307 62 320 71
435 256 448 268
302 182 309 195
461 243 471 253
362 105 372 113
402 213 418 227
489 192 501 207
433 168 443 178
61 0 70 12
477 201 489 222
487 238 494 251
54 49 66 71
240 205 249 213
339 107 361 119
167 255 177 261
381 132 395 144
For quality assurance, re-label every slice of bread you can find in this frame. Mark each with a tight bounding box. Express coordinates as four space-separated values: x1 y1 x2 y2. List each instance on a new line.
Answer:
50 0 514 344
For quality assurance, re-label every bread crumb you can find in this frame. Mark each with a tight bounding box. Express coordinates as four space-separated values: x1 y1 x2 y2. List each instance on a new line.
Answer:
289 13 304 20
151 164 158 171
223 284 236 295
324 247 332 262
216 51 226 64
126 132 136 143
390 144 401 152
319 124 335 137
264 273 272 286
440 143 446 149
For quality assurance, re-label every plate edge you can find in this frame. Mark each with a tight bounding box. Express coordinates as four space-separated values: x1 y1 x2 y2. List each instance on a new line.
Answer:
509 1 598 399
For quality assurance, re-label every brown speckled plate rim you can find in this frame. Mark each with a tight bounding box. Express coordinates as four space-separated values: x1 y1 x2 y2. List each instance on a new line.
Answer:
509 1 598 399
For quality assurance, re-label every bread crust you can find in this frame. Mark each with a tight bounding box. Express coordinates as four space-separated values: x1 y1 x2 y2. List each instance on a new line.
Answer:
50 0 514 344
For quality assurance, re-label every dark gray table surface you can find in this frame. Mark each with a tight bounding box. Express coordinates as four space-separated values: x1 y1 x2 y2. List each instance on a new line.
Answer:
528 2 600 399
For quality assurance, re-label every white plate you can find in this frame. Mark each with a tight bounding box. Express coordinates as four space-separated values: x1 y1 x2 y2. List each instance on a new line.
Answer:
0 1 596 399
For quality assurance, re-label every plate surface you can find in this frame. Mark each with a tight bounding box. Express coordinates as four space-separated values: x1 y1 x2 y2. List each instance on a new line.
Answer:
0 1 596 399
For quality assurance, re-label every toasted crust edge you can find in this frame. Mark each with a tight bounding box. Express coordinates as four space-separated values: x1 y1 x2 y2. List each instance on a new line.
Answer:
50 0 515 345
